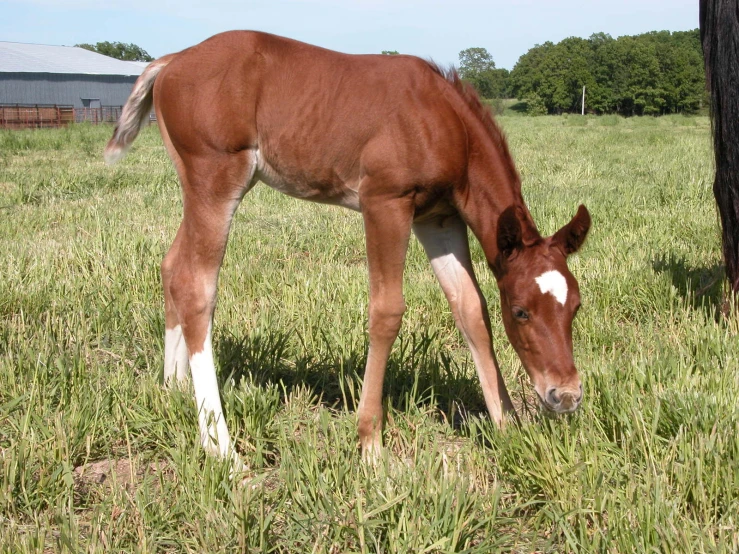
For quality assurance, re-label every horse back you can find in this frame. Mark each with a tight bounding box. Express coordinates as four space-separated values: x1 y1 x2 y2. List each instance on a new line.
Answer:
153 31 469 205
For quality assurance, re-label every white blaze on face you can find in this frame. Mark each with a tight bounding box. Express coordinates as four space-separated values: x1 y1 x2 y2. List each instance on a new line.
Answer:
535 270 568 306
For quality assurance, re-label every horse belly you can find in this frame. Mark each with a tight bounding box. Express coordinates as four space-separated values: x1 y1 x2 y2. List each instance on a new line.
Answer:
254 149 361 211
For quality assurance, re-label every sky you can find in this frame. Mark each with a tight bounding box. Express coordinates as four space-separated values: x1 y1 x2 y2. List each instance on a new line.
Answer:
1 0 699 70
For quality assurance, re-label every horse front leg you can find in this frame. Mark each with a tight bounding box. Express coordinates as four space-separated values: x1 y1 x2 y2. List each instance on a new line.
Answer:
357 195 414 462
413 213 515 427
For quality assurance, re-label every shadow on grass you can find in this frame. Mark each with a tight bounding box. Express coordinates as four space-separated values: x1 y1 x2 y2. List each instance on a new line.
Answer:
503 101 529 116
214 328 488 423
652 254 726 317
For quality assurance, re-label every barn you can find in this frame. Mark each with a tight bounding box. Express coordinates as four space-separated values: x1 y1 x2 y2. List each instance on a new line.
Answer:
0 41 146 128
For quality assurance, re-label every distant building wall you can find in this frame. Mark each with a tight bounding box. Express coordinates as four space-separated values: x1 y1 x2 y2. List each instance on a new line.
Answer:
0 73 137 108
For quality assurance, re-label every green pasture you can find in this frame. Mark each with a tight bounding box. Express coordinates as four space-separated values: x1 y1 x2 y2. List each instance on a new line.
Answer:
0 115 737 552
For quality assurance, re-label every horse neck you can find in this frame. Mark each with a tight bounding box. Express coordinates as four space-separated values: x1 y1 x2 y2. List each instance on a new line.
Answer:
454 135 539 264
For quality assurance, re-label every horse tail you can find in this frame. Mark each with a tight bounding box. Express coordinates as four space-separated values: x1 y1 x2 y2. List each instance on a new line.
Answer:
104 54 176 165
700 0 739 293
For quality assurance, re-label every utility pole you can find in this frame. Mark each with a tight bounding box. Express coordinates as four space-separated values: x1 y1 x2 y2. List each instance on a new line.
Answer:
581 86 586 115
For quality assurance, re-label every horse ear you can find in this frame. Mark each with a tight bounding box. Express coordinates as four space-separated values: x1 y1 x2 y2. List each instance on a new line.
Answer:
497 206 523 259
553 204 591 256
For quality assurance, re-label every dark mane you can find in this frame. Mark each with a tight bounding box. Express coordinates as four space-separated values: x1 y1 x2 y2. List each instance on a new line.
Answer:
424 61 520 187
423 61 540 239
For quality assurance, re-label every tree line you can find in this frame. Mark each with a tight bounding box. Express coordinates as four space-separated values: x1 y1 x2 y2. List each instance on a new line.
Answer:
457 29 706 116
76 41 154 62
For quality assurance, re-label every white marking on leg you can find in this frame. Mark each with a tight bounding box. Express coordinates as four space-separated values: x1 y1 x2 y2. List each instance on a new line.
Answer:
414 217 509 425
189 322 233 459
535 270 568 306
164 325 189 384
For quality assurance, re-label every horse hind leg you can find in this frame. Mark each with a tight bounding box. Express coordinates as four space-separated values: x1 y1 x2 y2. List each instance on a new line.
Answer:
160 119 191 387
162 148 257 462
162 225 190 385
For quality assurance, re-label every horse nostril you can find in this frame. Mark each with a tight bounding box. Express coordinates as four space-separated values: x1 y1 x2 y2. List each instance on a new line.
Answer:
546 387 561 407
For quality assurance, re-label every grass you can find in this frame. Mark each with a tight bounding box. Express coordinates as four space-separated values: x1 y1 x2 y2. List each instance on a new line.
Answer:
1 116 737 552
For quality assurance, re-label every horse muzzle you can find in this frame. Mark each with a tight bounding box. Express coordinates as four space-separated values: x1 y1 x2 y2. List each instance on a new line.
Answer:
540 383 583 414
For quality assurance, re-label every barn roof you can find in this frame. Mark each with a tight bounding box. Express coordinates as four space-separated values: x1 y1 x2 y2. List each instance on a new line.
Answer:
0 41 146 76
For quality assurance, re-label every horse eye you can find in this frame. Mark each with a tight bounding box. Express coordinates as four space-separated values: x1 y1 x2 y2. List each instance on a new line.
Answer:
512 307 529 321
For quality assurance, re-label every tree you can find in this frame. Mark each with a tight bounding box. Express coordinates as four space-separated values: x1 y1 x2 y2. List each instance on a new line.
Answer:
458 47 508 99
381 50 399 56
509 41 554 103
459 47 496 76
76 41 154 62
509 30 705 115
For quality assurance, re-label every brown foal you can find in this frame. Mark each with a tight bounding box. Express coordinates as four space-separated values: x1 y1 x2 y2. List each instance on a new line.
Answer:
105 31 591 464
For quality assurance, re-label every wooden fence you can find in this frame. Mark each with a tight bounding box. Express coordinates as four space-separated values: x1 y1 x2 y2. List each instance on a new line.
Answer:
0 105 153 129
0 105 75 129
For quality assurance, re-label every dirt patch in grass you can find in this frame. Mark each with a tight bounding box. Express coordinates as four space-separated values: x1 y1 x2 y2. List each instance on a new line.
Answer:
73 457 172 500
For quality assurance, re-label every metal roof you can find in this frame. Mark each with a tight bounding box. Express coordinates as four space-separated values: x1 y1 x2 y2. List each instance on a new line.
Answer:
0 42 146 76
